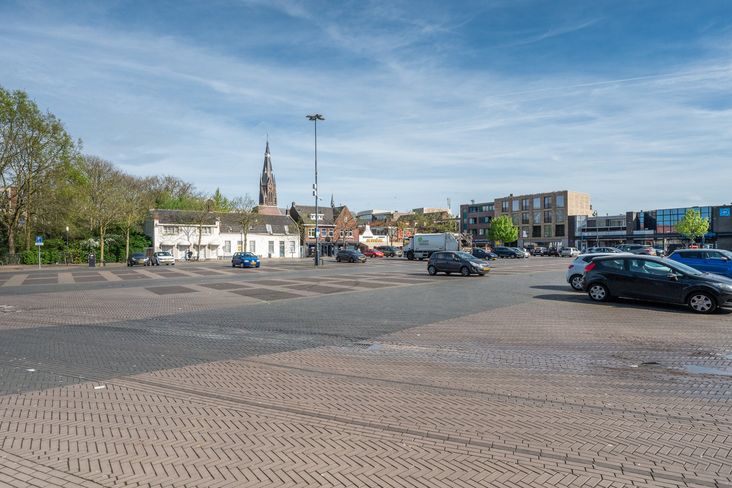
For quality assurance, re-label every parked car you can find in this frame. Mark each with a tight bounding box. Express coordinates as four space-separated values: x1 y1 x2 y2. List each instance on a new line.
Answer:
560 247 580 258
151 251 175 266
427 251 491 276
583 255 732 313
127 252 149 267
653 246 666 257
584 247 623 254
565 252 630 290
471 248 498 260
512 247 531 258
531 247 548 256
546 247 561 257
668 249 732 278
494 246 523 258
362 248 385 258
336 249 367 263
616 244 656 255
232 251 260 268
375 246 403 257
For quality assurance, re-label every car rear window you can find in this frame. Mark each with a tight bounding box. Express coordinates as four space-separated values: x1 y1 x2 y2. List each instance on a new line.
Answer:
676 250 698 258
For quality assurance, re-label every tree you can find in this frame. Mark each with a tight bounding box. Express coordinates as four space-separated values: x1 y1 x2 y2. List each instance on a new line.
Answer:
675 208 709 244
0 87 77 255
231 195 257 252
78 156 124 265
118 174 150 261
489 215 519 245
192 196 214 260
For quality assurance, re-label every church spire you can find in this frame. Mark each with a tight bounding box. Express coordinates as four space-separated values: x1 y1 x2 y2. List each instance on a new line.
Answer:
259 140 277 206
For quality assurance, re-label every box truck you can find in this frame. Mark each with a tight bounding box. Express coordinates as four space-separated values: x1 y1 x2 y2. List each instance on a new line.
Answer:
403 233 460 260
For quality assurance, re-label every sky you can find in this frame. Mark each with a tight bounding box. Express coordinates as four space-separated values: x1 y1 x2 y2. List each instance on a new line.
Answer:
1 0 731 215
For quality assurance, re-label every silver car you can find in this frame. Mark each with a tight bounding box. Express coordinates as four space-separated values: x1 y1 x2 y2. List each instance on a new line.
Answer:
566 252 630 290
152 251 175 266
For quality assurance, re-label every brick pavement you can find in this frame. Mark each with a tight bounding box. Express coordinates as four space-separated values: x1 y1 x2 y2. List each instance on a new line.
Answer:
0 258 730 487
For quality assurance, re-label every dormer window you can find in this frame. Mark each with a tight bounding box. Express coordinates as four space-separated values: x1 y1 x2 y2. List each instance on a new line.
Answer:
266 224 273 234
308 213 324 221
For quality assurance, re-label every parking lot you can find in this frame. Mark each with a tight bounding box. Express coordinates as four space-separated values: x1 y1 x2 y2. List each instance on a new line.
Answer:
0 257 730 487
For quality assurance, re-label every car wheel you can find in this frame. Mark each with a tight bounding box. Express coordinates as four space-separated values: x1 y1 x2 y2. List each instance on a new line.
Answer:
406 251 414 260
336 257 341 262
569 274 584 291
232 263 236 267
350 258 355 263
587 283 610 302
427 265 437 276
445 272 451 275
460 266 470 277
687 292 717 314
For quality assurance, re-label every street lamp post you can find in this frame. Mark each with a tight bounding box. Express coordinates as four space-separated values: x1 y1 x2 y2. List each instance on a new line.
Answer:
65 226 69 265
306 114 324 266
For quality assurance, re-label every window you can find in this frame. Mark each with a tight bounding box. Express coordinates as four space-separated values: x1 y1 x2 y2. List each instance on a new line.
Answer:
544 211 553 223
224 241 231 253
556 195 565 208
308 213 324 221
533 212 542 224
532 225 541 238
544 224 553 238
237 240 243 252
289 241 296 255
533 197 541 208
521 227 529 239
279 241 285 257
308 228 316 238
556 210 565 224
521 198 530 211
481 204 494 212
501 200 509 212
162 226 178 235
543 196 553 208
478 228 485 235
469 218 476 224
249 241 256 253
555 225 565 237
268 241 275 255
512 214 520 225
629 259 672 276
512 200 520 212
599 259 625 271
284 225 289 234
521 213 530 225
266 224 273 234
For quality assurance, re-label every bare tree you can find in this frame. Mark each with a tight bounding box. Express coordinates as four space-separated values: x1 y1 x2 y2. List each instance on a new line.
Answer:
79 156 123 265
192 196 214 260
231 195 257 252
118 173 150 262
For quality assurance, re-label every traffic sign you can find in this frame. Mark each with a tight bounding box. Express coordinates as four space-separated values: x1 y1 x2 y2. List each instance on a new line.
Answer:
35 236 43 246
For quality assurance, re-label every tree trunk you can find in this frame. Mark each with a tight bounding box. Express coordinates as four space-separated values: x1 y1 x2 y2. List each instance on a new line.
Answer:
99 225 105 266
243 231 248 253
7 226 15 256
125 227 130 261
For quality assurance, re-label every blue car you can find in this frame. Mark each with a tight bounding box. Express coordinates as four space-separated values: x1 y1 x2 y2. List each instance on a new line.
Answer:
232 252 260 268
668 249 732 277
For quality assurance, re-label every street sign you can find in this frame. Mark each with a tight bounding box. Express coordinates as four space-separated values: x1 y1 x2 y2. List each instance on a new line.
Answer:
35 236 43 246
721 208 731 217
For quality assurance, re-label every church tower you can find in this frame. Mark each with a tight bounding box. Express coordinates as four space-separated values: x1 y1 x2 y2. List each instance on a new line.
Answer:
259 141 277 207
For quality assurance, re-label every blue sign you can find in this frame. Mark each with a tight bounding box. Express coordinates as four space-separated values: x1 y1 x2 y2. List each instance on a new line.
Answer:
35 236 43 246
720 207 731 217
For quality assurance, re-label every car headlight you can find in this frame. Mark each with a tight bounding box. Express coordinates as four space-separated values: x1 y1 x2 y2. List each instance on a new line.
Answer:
716 283 732 292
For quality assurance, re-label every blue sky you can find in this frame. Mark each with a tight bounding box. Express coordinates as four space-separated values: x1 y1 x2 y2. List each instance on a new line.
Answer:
1 0 731 214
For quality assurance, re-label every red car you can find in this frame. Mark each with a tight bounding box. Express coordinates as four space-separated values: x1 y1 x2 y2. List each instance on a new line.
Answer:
362 248 385 257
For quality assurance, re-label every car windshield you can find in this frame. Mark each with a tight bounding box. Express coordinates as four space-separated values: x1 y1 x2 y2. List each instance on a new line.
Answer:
718 249 732 259
455 251 481 262
241 253 256 257
157 252 171 256
132 253 144 258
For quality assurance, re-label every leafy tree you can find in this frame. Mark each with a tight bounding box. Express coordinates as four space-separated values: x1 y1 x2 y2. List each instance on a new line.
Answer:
231 195 257 252
489 215 519 245
675 208 709 244
211 187 234 212
0 86 78 255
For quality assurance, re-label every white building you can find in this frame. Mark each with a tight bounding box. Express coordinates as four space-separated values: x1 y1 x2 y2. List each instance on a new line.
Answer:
144 209 301 260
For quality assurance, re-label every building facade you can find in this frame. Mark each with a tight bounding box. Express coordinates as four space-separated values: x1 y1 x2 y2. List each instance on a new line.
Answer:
460 191 592 248
144 209 300 260
288 203 359 256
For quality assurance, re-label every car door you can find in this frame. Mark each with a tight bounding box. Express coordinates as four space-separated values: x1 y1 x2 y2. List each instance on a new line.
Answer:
681 251 707 272
596 258 633 296
627 259 685 303
703 251 731 276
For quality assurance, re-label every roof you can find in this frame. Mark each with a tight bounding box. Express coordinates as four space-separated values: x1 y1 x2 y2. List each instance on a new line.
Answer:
150 209 298 235
290 204 349 225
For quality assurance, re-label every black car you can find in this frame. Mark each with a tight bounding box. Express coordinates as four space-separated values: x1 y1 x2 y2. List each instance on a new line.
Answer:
494 246 522 258
531 247 548 256
471 248 497 260
428 251 491 276
336 249 367 263
375 246 403 257
583 255 732 313
127 252 149 266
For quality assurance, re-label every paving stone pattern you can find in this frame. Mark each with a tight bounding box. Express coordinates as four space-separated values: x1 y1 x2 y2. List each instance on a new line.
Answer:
0 258 730 487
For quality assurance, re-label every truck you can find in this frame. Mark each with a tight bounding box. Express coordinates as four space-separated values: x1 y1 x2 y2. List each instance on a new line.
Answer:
404 233 460 260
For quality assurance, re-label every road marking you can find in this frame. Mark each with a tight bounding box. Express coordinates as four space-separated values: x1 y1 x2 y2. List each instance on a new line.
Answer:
57 272 74 284
1 274 28 287
98 271 123 282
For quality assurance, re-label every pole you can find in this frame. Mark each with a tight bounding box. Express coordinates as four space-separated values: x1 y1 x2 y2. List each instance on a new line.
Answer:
38 245 41 270
307 114 324 265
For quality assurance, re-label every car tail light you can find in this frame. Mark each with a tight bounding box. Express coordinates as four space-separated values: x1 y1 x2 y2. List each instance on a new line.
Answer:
568 264 573 269
584 262 596 272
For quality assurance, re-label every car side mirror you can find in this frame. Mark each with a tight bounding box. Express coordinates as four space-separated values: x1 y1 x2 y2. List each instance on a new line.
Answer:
667 272 680 281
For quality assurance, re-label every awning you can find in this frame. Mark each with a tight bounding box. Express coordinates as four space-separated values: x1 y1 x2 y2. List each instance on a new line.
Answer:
176 240 191 246
160 239 176 246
